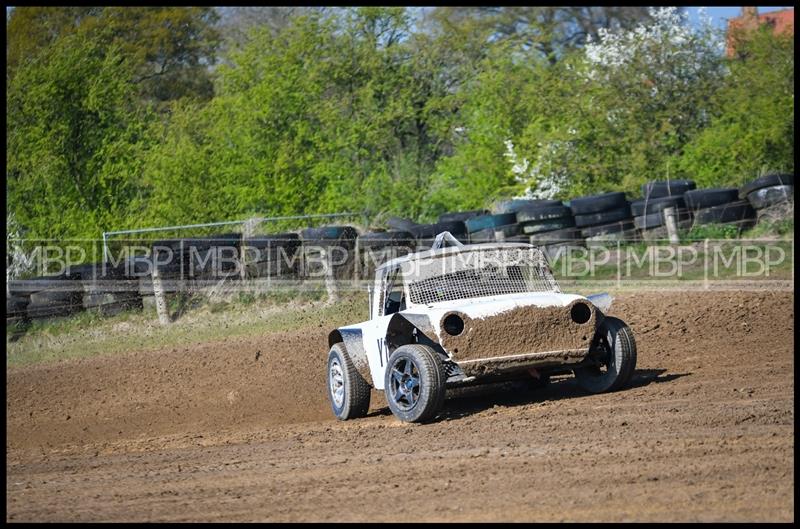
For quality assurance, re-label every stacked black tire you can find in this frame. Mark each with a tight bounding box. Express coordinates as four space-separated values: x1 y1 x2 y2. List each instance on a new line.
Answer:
241 233 301 278
386 215 470 249
465 212 518 243
151 237 204 281
21 275 83 320
8 274 80 323
684 187 755 230
633 180 695 237
7 292 30 327
77 263 142 317
185 233 243 280
438 209 489 223
514 201 581 256
7 261 141 324
569 192 635 244
738 173 794 219
300 226 359 279
356 230 415 278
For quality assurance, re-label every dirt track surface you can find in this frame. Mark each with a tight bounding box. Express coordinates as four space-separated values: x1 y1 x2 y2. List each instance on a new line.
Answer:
6 290 794 522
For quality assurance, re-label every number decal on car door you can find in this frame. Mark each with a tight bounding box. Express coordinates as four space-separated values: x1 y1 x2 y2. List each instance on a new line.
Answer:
376 337 387 367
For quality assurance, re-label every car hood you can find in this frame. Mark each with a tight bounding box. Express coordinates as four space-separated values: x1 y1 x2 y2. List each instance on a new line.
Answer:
405 291 589 339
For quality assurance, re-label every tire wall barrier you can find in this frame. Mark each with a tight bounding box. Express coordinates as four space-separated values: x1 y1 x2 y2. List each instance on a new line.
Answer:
7 174 793 325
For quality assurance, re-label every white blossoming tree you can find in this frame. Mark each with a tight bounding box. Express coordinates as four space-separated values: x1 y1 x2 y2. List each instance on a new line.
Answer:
511 6 726 197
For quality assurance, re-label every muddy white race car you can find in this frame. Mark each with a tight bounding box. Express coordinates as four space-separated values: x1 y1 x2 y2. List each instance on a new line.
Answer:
326 232 636 423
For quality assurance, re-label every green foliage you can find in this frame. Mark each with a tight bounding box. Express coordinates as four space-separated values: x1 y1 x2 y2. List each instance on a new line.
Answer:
7 7 220 104
678 27 795 187
680 223 741 243
427 47 547 213
6 7 100 77
5 7 796 245
142 8 449 223
510 8 727 198
7 31 153 244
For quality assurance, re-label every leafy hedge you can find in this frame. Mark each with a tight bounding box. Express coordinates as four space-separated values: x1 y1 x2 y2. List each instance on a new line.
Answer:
6 8 794 241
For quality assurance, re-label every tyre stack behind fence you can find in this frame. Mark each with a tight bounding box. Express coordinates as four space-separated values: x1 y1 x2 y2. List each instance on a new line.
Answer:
241 233 301 279
503 200 582 259
684 188 756 232
77 262 142 317
184 234 244 282
7 292 30 327
7 262 140 325
300 226 359 280
6 173 795 329
356 230 415 279
410 219 470 249
633 180 695 239
465 213 518 243
438 209 489 224
8 274 78 324
738 173 794 222
569 192 635 247
385 215 470 250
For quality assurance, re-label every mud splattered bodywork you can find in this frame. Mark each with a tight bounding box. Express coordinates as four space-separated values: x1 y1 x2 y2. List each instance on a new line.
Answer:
436 299 598 377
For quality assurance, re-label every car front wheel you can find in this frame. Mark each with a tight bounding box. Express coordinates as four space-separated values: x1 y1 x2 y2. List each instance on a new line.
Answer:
574 316 637 393
384 344 446 423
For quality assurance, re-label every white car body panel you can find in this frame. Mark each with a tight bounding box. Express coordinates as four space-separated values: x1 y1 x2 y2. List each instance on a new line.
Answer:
342 291 593 390
332 239 612 391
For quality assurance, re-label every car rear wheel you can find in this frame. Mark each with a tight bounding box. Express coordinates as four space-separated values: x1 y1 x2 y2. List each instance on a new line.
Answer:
385 344 446 423
574 316 637 393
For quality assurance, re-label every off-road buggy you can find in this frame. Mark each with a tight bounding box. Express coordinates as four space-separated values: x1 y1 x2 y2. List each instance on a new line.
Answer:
326 232 636 423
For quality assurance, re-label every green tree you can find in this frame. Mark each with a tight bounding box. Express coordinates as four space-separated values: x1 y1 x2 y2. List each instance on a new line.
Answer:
143 8 454 224
7 31 153 240
426 46 545 213
510 7 726 198
7 7 220 104
6 7 100 78
426 7 655 64
678 27 794 186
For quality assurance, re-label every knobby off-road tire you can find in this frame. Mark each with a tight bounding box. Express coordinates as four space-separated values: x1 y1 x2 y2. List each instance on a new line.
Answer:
327 343 371 420
385 344 446 423
575 316 637 394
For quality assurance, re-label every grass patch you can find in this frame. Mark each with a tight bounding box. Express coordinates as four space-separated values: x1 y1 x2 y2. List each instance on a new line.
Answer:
680 223 741 243
741 216 794 239
7 291 368 367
